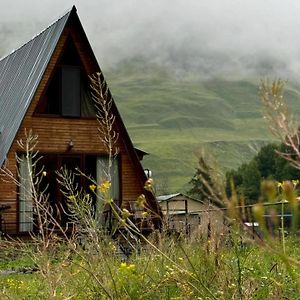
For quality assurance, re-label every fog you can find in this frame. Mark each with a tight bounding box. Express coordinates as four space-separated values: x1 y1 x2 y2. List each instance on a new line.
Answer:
1 0 300 79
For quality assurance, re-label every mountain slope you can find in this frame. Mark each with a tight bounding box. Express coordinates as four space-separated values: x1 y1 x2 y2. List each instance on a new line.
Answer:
105 62 300 192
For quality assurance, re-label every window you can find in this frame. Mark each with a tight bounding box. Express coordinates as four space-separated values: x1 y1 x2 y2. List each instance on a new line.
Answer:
61 66 81 117
35 38 96 117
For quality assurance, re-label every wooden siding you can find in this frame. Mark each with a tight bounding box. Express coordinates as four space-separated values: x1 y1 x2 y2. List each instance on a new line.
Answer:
0 15 146 234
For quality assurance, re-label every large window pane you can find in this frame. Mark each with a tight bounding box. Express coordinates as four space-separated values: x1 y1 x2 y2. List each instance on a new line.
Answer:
61 66 81 117
96 156 120 203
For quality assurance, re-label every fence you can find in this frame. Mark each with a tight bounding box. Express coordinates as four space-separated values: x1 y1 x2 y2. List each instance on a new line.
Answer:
160 201 297 238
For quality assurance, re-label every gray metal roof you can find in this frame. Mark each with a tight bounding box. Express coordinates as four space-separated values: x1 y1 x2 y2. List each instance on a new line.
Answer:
157 193 204 203
0 7 74 167
157 193 181 202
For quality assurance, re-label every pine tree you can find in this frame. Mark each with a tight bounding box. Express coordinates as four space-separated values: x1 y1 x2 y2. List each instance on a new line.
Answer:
189 155 224 206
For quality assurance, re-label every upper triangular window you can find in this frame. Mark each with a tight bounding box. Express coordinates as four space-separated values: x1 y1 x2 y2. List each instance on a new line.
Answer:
35 37 96 118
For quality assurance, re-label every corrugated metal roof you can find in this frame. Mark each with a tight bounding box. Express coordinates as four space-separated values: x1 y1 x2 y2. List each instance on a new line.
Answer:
157 193 181 202
0 7 74 167
157 193 204 203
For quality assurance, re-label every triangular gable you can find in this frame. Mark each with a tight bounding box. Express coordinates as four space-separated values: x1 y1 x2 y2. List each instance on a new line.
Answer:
0 7 73 167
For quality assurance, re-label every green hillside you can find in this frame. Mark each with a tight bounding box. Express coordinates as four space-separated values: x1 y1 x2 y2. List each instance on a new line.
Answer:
105 62 300 193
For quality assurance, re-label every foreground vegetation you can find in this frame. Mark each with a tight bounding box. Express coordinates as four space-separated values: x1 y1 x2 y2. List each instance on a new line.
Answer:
1 232 300 299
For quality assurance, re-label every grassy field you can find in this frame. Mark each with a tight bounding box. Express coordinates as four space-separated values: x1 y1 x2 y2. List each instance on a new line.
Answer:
1 233 300 299
105 62 300 192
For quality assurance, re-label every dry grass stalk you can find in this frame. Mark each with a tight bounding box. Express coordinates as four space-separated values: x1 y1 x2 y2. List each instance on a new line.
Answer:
259 79 300 169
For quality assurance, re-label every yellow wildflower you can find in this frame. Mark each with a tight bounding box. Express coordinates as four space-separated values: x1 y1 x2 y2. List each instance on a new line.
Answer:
120 262 127 269
141 211 148 218
119 262 135 272
144 178 153 191
127 264 135 271
68 195 76 201
121 208 132 219
98 180 111 193
89 184 96 192
136 194 146 208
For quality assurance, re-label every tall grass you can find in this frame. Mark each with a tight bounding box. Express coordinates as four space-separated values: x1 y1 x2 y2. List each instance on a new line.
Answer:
1 232 300 299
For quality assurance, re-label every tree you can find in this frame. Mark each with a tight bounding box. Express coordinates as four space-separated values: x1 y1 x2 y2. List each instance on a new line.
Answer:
240 160 261 202
225 142 300 204
254 143 277 178
189 152 224 207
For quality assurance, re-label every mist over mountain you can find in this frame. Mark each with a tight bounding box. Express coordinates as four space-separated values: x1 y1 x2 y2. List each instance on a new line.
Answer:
1 0 300 80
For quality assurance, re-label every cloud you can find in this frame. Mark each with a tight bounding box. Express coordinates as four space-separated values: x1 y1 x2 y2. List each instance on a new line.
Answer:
1 0 300 79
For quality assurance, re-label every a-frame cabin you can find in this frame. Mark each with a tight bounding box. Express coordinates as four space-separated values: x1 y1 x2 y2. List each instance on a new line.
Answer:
0 6 160 235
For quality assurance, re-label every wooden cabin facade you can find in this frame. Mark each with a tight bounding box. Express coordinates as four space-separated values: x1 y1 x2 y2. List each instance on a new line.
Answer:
0 6 160 234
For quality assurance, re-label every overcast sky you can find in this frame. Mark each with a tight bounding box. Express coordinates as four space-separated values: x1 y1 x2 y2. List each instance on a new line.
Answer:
0 0 300 79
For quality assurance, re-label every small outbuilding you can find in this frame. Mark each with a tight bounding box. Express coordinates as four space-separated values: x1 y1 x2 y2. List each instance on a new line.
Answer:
157 193 225 238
